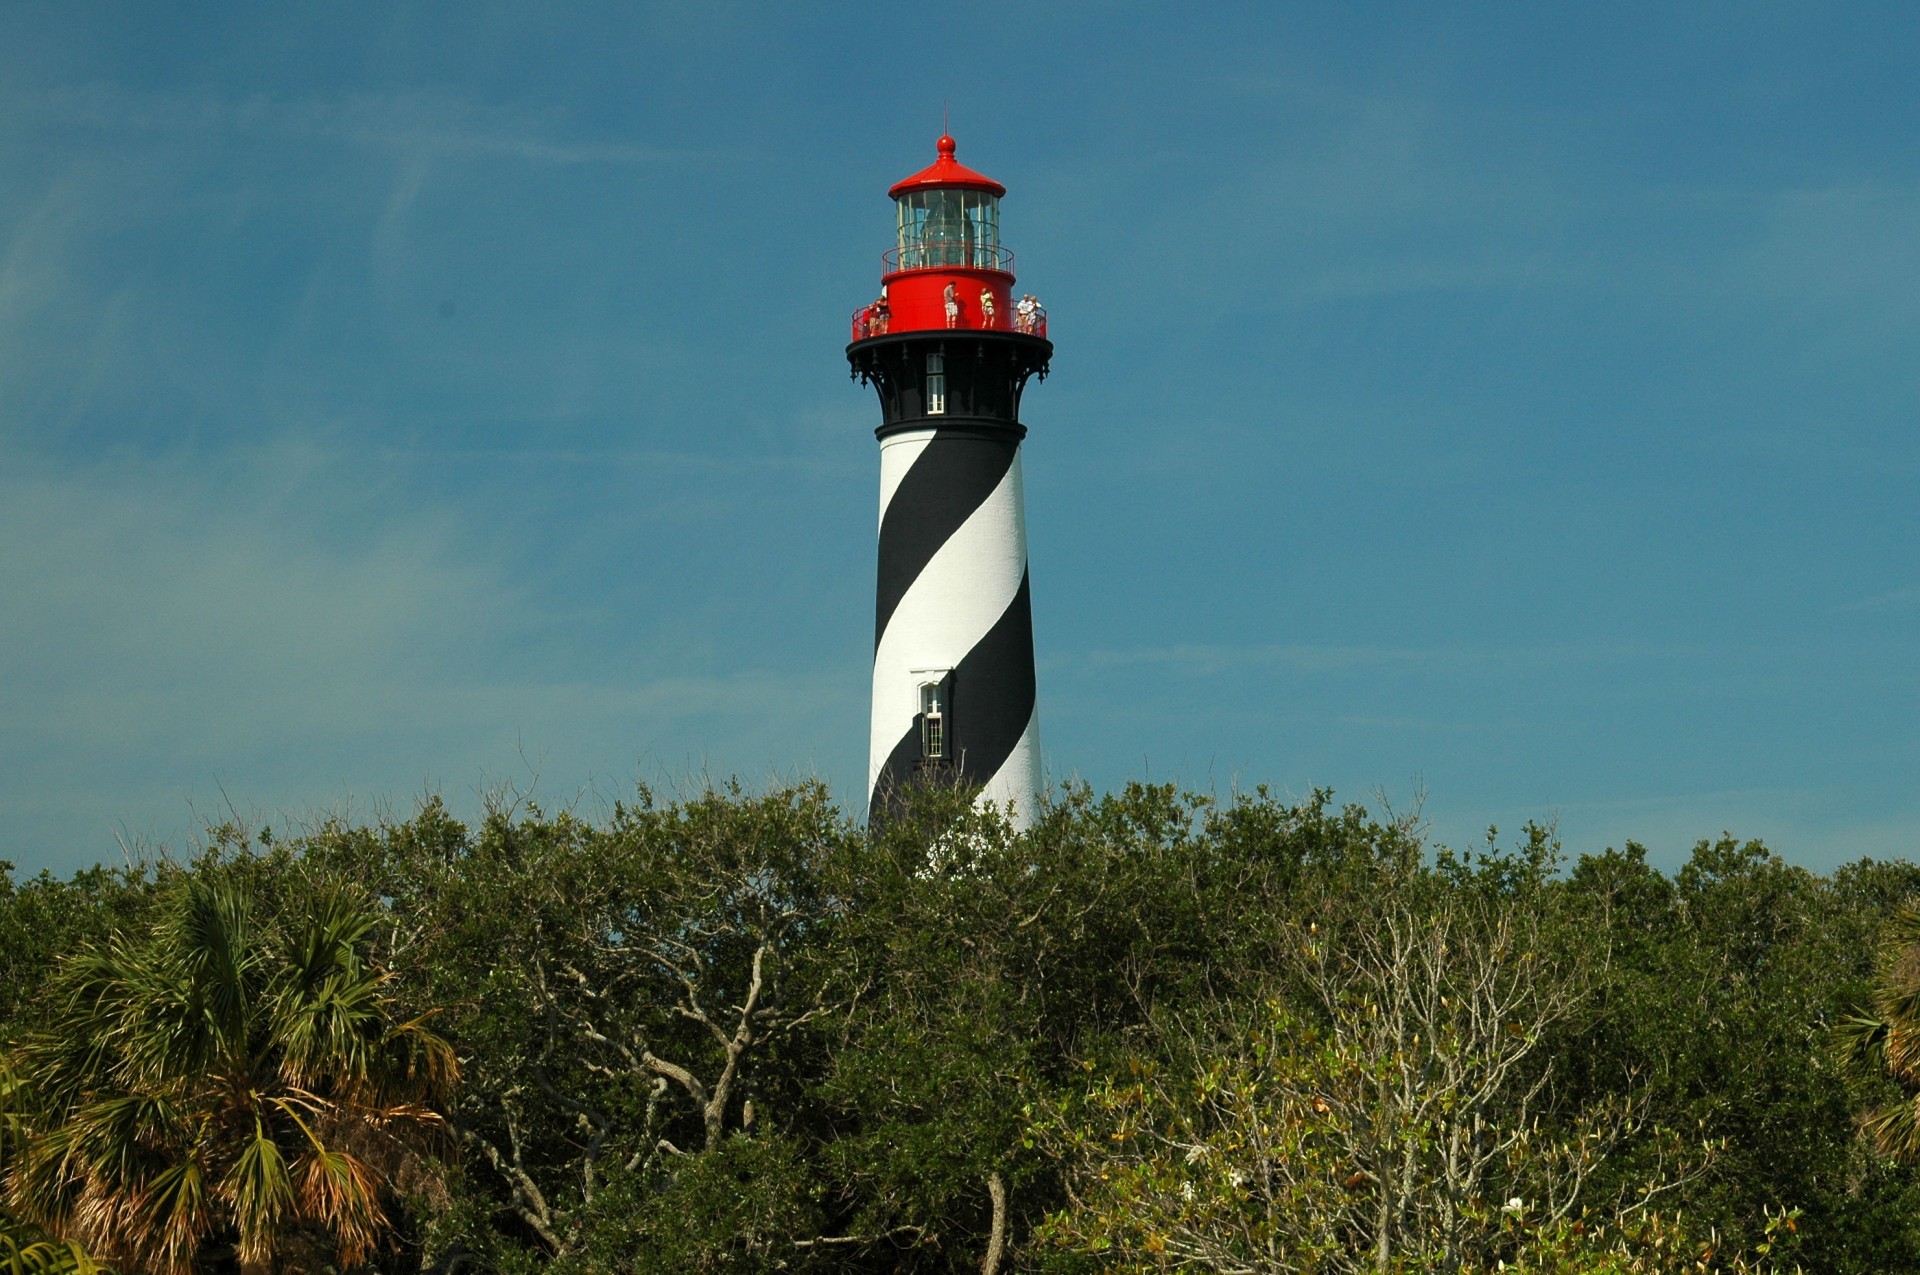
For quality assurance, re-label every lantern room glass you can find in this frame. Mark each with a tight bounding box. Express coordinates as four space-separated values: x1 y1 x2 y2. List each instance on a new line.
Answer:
895 189 1000 270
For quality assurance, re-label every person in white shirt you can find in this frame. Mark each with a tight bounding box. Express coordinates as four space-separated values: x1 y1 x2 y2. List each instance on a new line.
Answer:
1015 293 1036 333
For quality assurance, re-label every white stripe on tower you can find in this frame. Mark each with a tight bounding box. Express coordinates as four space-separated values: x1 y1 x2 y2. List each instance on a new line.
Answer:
875 432 932 528
869 426 1042 824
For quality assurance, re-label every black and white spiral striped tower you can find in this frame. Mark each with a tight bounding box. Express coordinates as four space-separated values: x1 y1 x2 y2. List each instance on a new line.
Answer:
848 135 1052 826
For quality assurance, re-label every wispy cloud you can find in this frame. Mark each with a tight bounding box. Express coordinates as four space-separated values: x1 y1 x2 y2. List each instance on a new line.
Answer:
0 438 503 736
19 82 697 167
0 436 861 872
1079 641 1652 677
1034 67 1920 325
1840 583 1920 614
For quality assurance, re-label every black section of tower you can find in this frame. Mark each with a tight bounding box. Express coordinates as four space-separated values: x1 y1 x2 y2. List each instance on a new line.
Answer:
850 329 1052 822
848 330 1051 440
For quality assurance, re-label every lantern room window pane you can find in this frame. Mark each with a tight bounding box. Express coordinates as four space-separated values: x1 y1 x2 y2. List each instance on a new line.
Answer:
896 190 1000 270
963 191 999 266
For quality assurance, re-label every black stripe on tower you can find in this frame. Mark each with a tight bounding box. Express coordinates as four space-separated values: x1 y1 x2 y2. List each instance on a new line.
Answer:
869 569 1036 823
873 432 1018 646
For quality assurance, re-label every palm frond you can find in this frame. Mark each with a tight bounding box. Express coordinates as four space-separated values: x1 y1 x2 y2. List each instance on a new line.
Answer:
1881 901 1920 953
120 1159 208 1275
0 1213 109 1275
170 882 258 1070
65 1094 189 1194
295 1148 382 1268
222 1116 293 1269
1861 1094 1920 1163
1835 1010 1890 1076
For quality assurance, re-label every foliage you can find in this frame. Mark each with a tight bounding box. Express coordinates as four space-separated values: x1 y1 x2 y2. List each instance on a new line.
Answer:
0 782 1911 1272
302 782 854 1270
0 877 456 1274
0 1212 107 1275
1557 839 1920 1270
1838 901 1920 1159
0 861 157 1034
1031 859 1719 1274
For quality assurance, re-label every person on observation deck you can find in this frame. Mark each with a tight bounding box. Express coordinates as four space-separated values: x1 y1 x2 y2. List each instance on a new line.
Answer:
979 287 996 329
943 282 959 329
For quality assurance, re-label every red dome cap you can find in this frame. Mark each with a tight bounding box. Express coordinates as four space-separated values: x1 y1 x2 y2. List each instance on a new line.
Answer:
888 134 1007 199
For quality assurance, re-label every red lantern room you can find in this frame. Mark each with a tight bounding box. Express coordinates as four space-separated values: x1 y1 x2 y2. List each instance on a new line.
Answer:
850 135 1046 341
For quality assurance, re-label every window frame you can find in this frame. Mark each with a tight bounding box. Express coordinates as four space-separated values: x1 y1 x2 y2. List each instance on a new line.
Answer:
925 350 946 415
919 680 946 760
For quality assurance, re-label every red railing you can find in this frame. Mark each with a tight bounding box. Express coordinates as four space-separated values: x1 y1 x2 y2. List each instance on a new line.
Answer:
851 307 891 341
850 306 1047 342
882 242 1015 274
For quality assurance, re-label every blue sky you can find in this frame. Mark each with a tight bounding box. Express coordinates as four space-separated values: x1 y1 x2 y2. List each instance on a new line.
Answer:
2 3 1915 876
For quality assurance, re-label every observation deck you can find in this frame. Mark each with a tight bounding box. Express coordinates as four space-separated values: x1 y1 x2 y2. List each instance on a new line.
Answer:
848 134 1050 342
851 289 1047 343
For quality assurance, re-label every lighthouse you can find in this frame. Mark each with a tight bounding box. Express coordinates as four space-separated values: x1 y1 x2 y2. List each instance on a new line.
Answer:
848 135 1052 826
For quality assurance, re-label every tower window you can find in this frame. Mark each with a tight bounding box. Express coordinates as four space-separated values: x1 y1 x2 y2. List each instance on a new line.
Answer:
926 352 945 415
919 681 946 760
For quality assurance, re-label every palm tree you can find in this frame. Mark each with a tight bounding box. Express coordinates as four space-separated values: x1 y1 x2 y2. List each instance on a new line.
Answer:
1837 900 1920 1161
1 878 456 1274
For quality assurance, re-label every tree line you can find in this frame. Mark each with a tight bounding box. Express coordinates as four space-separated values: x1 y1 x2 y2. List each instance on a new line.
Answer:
1 781 1919 1272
